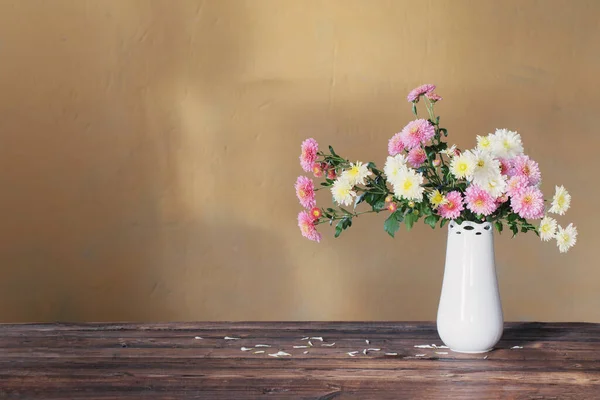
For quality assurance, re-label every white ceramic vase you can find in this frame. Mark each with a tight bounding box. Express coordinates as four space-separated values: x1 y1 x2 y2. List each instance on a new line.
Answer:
436 220 504 353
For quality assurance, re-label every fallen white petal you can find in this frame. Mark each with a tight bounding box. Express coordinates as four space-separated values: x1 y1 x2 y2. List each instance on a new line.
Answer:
300 337 309 340
385 352 398 356
365 339 370 344
367 348 381 351
484 355 488 359
321 343 336 347
224 336 240 340
415 354 426 357
438 345 449 349
240 347 253 351
194 336 203 340
362 349 367 355
268 351 291 357
303 351 309 354
511 346 523 349
310 337 324 341
254 344 271 348
308 341 313 347
254 350 265 354
414 344 434 349
293 345 308 349
436 352 449 355
347 352 358 357
431 344 438 348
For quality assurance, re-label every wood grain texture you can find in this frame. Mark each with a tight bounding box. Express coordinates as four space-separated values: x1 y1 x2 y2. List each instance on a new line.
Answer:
0 322 599 399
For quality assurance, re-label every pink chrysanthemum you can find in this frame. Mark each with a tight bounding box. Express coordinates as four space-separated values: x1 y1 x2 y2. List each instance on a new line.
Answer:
295 176 316 209
407 84 436 102
465 184 498 216
388 132 405 156
400 119 436 150
407 147 427 168
510 186 544 220
425 92 443 102
300 138 319 172
298 211 321 243
498 158 512 176
506 175 529 197
438 191 464 220
511 155 541 186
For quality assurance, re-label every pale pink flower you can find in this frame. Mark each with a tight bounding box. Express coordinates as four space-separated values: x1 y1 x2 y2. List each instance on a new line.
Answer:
510 186 545 219
438 191 464 220
498 158 512 176
511 155 541 186
400 119 435 150
295 176 316 209
300 138 319 172
388 132 405 156
407 84 436 102
506 175 529 197
298 211 321 242
407 147 427 168
425 92 443 102
465 184 498 216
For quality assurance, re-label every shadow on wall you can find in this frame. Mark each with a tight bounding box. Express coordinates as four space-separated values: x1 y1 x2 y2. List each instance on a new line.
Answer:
0 0 298 322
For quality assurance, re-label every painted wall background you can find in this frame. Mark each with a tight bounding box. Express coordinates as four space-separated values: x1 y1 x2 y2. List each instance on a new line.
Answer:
0 0 597 322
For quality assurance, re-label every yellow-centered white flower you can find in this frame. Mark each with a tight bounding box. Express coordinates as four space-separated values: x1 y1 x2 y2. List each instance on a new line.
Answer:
384 154 408 185
538 216 557 242
491 129 524 159
450 151 476 180
482 172 507 198
555 223 577 253
428 189 447 209
476 134 493 153
471 149 501 187
392 168 424 202
342 161 372 186
331 177 356 207
549 185 571 215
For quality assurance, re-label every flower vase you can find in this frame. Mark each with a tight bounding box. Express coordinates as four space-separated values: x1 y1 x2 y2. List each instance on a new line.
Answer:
436 221 504 353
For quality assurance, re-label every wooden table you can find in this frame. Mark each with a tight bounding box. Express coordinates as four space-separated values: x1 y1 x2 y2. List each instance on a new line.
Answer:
1 322 599 399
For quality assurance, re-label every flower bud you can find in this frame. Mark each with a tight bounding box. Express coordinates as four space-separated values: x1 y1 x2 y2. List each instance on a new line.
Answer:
312 165 324 178
385 195 394 203
432 158 441 167
408 201 415 208
310 207 322 220
327 169 337 180
388 202 398 212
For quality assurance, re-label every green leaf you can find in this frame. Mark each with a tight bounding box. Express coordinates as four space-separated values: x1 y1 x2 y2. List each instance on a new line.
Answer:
440 218 448 228
412 102 417 116
424 215 439 229
494 221 503 233
335 219 344 238
507 213 518 223
510 224 518 237
373 200 386 211
440 128 448 137
354 193 366 208
329 145 339 157
404 212 417 231
384 212 400 238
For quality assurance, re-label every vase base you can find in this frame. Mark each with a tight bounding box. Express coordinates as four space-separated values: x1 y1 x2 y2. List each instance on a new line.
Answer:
450 348 493 354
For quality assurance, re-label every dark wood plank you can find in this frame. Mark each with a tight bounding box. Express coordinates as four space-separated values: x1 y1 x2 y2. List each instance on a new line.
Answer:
0 322 599 399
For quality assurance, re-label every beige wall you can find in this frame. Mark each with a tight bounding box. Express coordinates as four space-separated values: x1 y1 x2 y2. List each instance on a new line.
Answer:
0 0 597 322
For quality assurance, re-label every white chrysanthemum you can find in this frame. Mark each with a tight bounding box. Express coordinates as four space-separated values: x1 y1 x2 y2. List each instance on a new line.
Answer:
491 129 524 159
331 177 356 206
471 149 501 187
482 173 507 198
384 154 408 185
538 216 557 242
342 161 372 186
555 223 577 253
549 185 571 215
450 151 476 180
392 168 424 202
441 144 457 156
428 189 447 209
476 134 494 153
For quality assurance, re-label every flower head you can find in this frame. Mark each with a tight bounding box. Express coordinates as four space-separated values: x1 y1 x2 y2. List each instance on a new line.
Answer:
438 191 464 219
327 168 337 180
310 207 322 220
491 129 524 159
476 134 493 153
538 216 557 242
549 185 571 215
388 202 398 212
295 176 316 209
450 150 476 179
429 189 447 209
342 161 372 186
407 147 427 168
482 173 507 198
510 186 545 219
465 184 498 216
300 138 319 172
392 168 425 201
498 158 512 176
471 149 501 188
298 211 321 242
425 92 442 102
407 84 436 102
331 177 356 206
384 154 408 184
511 155 541 186
400 119 436 150
506 175 529 197
555 223 577 253
312 164 324 178
388 132 405 156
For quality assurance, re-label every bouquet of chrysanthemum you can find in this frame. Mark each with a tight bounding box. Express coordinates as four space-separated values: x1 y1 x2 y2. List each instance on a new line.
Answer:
295 84 577 253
